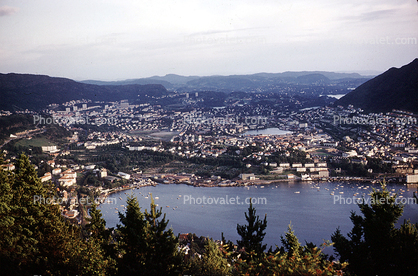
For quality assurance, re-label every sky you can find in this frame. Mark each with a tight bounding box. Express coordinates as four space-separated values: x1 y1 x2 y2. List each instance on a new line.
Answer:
0 0 417 80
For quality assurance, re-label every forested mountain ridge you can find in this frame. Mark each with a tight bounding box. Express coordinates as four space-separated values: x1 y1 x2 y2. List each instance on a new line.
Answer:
0 73 167 111
335 58 418 113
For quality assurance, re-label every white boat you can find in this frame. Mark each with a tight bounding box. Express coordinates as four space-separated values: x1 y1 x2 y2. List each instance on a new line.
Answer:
294 191 300 194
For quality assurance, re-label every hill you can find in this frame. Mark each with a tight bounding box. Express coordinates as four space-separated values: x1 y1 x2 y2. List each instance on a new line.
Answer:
335 59 418 113
0 73 168 111
81 71 371 93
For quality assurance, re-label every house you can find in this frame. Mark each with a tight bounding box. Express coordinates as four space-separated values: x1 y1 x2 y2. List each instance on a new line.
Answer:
58 169 77 187
47 160 55 167
406 174 418 183
318 170 330 178
179 233 189 242
59 176 76 187
42 146 59 153
2 163 15 171
52 168 62 175
60 169 77 179
118 172 131 180
99 168 107 178
271 167 284 174
64 209 79 219
239 173 255 180
342 150 357 158
41 172 52 182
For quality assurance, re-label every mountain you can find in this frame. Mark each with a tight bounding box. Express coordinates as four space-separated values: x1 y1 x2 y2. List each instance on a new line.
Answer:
0 73 167 111
296 74 330 85
82 71 371 92
335 59 418 113
81 74 201 88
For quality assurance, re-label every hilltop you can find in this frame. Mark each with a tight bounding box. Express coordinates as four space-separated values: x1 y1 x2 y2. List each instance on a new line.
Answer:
335 59 418 113
0 73 167 111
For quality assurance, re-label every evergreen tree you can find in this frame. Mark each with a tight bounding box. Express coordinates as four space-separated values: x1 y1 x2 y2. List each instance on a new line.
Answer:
117 195 147 275
0 154 112 275
236 200 267 258
86 203 108 241
0 158 16 275
85 204 118 275
143 194 182 275
117 194 182 275
185 238 230 276
233 224 346 275
280 224 302 258
332 182 418 276
200 239 230 276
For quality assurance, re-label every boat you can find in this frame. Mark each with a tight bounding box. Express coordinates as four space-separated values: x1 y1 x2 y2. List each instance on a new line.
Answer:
294 191 300 194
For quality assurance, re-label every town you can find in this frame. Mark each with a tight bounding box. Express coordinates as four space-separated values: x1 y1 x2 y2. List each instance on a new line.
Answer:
1 96 418 226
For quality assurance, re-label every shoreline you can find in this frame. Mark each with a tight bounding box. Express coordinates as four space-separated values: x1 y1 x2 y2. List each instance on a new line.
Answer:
95 175 411 206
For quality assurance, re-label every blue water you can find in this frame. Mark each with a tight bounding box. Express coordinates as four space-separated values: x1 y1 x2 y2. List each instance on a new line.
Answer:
99 182 418 255
243 127 292 136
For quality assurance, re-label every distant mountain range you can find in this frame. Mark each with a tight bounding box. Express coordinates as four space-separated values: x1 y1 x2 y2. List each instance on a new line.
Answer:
335 59 418 113
0 70 372 112
0 73 167 111
82 71 371 92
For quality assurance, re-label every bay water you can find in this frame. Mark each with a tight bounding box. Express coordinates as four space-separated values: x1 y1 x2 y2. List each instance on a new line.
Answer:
99 181 418 255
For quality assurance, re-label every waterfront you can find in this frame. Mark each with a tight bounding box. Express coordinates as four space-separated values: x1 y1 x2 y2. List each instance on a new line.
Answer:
99 181 418 255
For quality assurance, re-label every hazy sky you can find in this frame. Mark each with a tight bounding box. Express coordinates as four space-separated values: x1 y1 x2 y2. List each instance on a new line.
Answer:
1 0 417 80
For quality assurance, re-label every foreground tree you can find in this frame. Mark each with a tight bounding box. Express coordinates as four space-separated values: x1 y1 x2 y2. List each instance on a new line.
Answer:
0 154 113 275
233 224 346 275
184 238 231 276
143 194 182 275
117 194 181 275
332 182 418 276
236 200 267 258
117 195 147 275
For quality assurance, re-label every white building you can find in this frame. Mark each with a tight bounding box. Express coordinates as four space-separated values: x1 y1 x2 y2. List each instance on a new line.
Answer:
406 174 418 184
42 145 59 153
118 172 131 180
342 150 357 158
239 173 255 180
